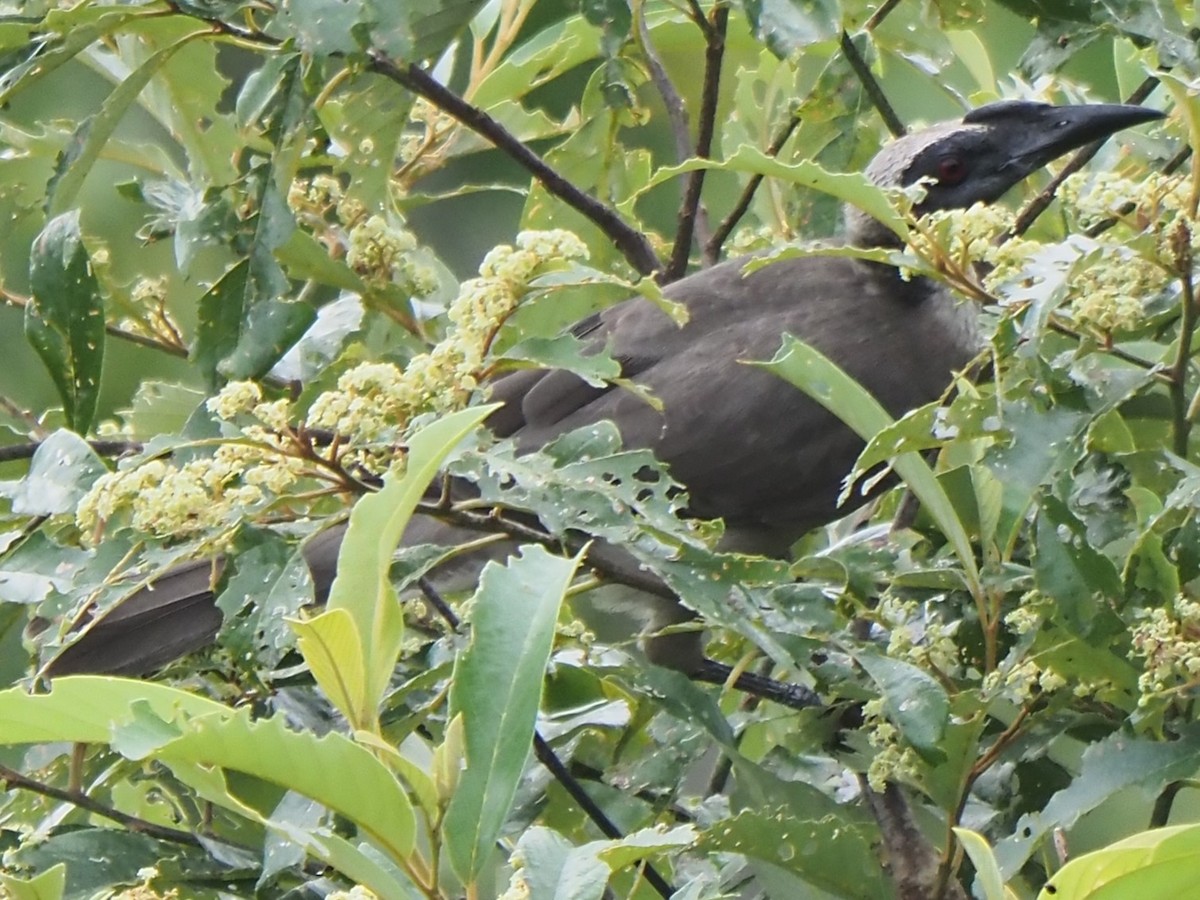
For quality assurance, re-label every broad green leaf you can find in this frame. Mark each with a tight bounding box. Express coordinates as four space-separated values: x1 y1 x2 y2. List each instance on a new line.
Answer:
0 677 415 862
165 754 419 897
997 726 1200 877
26 211 106 433
1034 496 1123 633
291 608 367 726
443 545 582 881
0 676 228 745
193 258 250 387
856 651 950 754
701 806 890 899
1039 823 1200 899
0 429 106 515
136 704 416 860
308 404 501 728
759 334 982 601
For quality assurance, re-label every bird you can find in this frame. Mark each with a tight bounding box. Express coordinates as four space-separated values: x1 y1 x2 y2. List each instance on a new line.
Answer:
43 100 1163 686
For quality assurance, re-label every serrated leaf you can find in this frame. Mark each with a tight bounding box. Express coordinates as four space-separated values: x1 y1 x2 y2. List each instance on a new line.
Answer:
26 211 105 434
997 726 1200 877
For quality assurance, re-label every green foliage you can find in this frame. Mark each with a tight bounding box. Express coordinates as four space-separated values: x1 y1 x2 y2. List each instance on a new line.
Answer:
0 1 1198 898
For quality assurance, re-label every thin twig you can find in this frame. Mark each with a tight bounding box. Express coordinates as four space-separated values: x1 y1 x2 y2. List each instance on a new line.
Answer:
0 439 143 464
704 112 801 263
840 30 905 137
368 54 662 278
2 287 189 359
0 761 251 852
1170 222 1196 456
637 3 693 168
666 2 727 279
865 0 904 31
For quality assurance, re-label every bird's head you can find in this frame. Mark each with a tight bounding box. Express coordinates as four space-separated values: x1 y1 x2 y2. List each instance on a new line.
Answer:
846 100 1164 247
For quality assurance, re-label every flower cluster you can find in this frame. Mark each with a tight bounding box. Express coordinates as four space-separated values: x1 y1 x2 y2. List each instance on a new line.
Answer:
306 230 589 449
863 697 922 791
76 443 303 541
877 596 960 677
346 214 438 296
76 382 308 541
981 656 1065 706
1131 595 1200 705
287 175 436 296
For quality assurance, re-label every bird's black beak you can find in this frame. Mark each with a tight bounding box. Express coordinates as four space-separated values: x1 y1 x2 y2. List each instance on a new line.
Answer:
978 102 1165 176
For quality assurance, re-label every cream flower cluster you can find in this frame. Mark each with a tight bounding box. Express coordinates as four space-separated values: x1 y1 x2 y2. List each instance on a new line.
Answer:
288 175 437 296
1131 596 1200 705
878 596 960 677
76 382 306 541
305 230 589 449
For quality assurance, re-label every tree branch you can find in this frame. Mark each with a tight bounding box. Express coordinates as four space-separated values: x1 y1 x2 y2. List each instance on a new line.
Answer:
840 30 906 137
665 2 727 280
368 53 662 278
704 112 801 263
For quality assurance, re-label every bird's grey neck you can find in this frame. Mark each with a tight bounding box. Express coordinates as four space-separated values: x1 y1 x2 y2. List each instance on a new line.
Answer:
843 204 907 249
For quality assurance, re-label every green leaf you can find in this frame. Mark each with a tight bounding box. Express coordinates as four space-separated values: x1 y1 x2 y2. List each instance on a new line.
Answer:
856 651 950 754
0 862 66 900
1039 823 1200 899
443 545 582 881
0 429 106 515
759 334 982 601
644 145 908 242
0 676 416 869
701 806 889 899
47 29 202 216
1034 496 1123 635
301 404 501 729
194 258 250 386
26 210 105 433
954 828 1014 900
996 726 1200 877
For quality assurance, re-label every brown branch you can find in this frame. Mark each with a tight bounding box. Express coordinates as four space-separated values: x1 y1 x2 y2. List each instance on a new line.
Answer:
861 779 968 900
704 112 801 263
368 54 662 278
0 439 143 464
0 760 251 852
865 0 905 31
840 30 906 138
666 2 728 280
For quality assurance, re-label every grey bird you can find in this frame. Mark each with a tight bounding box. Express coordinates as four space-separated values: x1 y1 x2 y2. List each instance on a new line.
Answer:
43 101 1163 684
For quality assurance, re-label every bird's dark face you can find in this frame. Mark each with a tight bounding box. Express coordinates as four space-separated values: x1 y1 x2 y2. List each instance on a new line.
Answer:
874 100 1164 215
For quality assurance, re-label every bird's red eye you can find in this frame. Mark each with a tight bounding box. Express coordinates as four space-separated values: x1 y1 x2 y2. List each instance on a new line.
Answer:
937 157 967 184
